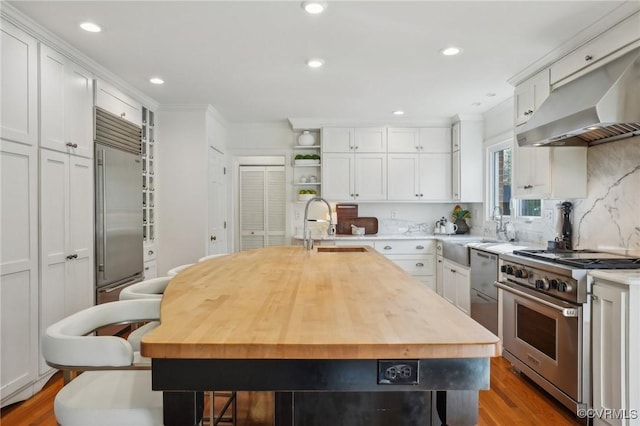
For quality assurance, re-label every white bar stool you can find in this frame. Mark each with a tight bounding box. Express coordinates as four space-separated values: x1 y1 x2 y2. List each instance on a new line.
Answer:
167 263 195 276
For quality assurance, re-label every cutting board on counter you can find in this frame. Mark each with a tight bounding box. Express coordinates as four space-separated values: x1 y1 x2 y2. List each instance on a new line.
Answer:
338 217 379 235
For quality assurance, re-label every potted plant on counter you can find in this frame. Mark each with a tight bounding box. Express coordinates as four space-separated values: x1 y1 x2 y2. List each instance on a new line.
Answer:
451 205 471 234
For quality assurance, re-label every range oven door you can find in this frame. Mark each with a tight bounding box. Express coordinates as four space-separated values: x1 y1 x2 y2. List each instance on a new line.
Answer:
497 281 582 402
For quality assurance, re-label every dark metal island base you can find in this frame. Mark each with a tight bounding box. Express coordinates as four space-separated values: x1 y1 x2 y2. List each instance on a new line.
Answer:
153 357 489 426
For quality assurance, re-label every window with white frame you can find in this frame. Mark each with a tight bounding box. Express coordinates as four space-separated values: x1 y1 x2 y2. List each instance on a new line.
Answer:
487 140 541 219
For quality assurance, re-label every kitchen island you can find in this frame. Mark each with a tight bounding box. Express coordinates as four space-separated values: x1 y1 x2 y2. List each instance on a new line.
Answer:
141 246 500 425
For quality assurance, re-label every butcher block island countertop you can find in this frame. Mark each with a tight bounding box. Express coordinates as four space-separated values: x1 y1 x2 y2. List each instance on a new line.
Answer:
141 245 500 360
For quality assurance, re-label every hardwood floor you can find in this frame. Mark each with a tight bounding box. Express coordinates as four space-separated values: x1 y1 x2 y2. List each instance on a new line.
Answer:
1 357 580 425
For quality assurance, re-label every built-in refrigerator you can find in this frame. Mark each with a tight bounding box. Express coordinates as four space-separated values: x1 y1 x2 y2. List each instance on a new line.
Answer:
94 107 143 310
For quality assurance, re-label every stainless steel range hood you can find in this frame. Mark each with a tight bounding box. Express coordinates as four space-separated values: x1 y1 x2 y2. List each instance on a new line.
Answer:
517 47 640 147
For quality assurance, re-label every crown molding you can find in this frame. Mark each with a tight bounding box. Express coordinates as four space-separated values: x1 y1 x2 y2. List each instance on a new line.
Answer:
1 2 159 110
508 4 640 86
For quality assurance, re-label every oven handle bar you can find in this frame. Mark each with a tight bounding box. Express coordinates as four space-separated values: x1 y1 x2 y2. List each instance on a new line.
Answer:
494 281 579 318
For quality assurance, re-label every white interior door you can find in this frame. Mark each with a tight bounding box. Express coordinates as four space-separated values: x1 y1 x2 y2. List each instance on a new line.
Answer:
208 147 227 255
238 165 285 250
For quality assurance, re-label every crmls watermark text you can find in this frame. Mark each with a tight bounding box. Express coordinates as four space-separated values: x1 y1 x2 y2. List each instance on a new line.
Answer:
577 408 639 420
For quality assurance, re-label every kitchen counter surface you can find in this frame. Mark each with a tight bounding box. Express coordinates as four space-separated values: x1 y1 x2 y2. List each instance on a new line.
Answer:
589 269 640 286
293 233 484 241
141 245 500 360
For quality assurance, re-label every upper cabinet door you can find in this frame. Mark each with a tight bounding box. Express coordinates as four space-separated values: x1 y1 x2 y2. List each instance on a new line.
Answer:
322 128 354 153
1 20 38 146
40 45 94 158
420 127 451 153
514 70 550 126
65 62 94 158
354 127 387 153
95 80 142 127
387 128 420 153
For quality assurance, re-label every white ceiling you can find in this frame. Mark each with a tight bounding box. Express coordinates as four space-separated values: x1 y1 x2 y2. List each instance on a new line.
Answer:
7 1 639 124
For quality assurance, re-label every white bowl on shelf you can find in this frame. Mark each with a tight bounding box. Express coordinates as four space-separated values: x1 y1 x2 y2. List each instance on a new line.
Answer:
298 193 316 202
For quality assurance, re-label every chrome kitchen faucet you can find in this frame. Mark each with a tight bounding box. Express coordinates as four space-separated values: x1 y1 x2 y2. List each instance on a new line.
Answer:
303 197 335 250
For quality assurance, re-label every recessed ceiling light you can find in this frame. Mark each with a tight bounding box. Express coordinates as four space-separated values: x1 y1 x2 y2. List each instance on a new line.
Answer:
80 22 101 33
393 110 405 116
302 1 327 14
306 58 324 68
149 77 165 85
440 46 461 56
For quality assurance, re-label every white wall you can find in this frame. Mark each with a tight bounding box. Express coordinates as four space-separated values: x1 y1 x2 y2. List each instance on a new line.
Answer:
157 106 227 274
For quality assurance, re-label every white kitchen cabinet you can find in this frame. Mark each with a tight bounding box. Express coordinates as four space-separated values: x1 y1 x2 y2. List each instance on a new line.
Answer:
550 12 640 87
442 258 470 315
387 127 451 153
0 140 39 407
143 260 158 279
374 240 436 291
387 127 451 201
387 153 451 201
39 149 94 376
0 19 38 146
451 119 483 202
513 144 587 199
514 69 550 126
40 45 94 158
322 152 386 201
95 80 142 127
322 127 386 153
591 275 640 426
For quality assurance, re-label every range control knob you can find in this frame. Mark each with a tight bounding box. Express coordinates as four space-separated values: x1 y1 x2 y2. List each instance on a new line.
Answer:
549 279 559 290
558 282 573 292
535 278 550 290
500 265 507 273
515 269 528 278
505 266 514 275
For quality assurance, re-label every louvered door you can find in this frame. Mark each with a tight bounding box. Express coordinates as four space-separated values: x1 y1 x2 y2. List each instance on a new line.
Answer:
239 166 285 250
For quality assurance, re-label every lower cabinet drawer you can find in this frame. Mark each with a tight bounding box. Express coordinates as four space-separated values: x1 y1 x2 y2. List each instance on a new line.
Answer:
144 260 157 279
374 240 434 255
386 254 435 275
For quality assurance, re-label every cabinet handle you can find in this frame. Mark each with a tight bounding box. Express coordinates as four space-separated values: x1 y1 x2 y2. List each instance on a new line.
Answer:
420 193 423 197
524 109 533 116
585 55 593 62
415 194 419 197
145 267 150 271
384 246 392 250
211 235 217 241
450 269 456 273
66 254 78 260
591 295 598 301
416 262 424 267
121 112 126 118
148 250 154 255
524 184 533 189
438 259 442 263
66 142 78 148
416 245 424 250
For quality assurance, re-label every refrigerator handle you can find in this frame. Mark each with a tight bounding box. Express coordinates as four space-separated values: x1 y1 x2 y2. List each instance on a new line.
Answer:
96 148 107 278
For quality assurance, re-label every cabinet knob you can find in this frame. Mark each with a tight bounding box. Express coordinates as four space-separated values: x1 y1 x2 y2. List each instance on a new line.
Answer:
585 55 593 62
384 245 392 250
355 193 359 197
148 250 154 255
66 142 78 148
415 194 419 197
524 184 533 189
121 112 126 118
524 109 533 116
592 295 598 301
420 193 423 197
350 193 354 197
438 259 442 263
211 235 217 241
66 254 78 260
450 269 456 273
350 146 354 150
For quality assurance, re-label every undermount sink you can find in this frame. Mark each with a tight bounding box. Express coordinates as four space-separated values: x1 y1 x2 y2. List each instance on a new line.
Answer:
316 246 368 253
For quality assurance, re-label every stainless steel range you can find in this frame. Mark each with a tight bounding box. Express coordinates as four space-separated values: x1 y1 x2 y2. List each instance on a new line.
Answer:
496 249 640 417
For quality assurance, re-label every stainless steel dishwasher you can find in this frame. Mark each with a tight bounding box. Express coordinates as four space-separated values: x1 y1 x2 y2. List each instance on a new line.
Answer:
470 248 498 335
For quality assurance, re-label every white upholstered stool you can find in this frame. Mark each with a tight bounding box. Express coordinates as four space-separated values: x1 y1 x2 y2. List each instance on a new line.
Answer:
167 263 195 276
197 253 229 262
41 300 163 426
